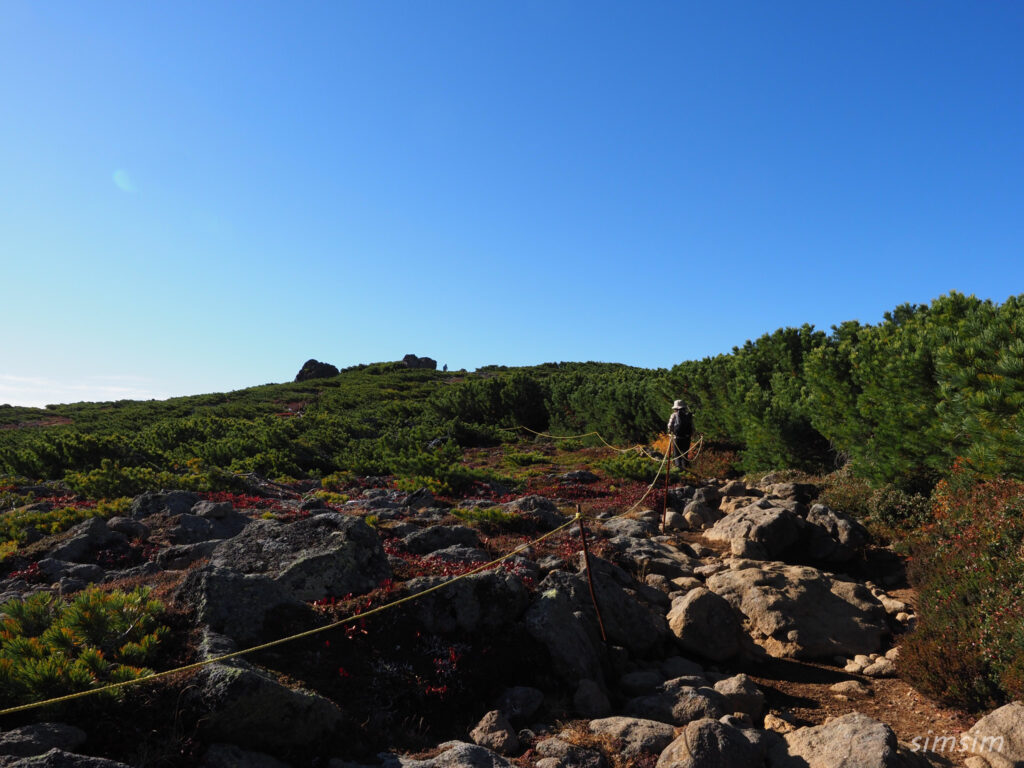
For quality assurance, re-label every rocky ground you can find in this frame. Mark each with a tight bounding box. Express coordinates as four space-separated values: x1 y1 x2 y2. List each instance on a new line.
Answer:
0 455 1020 768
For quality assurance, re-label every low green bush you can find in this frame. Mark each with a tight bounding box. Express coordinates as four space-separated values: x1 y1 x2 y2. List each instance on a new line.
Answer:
597 451 680 484
0 587 169 707
504 451 548 467
452 507 524 532
0 497 131 546
900 467 1024 709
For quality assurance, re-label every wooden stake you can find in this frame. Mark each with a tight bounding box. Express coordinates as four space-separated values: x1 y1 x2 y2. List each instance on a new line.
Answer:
661 434 674 533
576 504 607 644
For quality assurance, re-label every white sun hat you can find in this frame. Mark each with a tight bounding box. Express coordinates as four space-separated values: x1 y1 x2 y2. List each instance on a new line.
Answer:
672 400 685 410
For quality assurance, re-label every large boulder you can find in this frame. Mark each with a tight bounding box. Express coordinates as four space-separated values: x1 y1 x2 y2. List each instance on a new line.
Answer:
706 560 888 659
403 525 482 555
401 354 437 370
666 587 745 662
769 712 902 768
129 490 201 519
794 503 870 566
656 717 762 768
0 724 86 758
965 701 1024 768
47 518 127 563
384 741 515 767
588 717 675 759
401 570 529 634
522 585 603 685
625 679 732 726
196 663 344 755
0 751 131 767
469 710 519 755
503 496 567 530
175 567 307 645
539 557 671 656
704 501 805 559
210 513 390 601
295 359 339 382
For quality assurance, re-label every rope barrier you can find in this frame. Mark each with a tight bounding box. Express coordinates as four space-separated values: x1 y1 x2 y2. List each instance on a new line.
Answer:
0 425 704 717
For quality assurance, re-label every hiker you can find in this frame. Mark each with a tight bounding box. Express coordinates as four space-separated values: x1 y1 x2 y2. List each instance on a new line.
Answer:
667 399 693 469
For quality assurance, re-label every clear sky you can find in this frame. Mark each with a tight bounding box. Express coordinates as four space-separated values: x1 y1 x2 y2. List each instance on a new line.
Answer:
2 3 1023 407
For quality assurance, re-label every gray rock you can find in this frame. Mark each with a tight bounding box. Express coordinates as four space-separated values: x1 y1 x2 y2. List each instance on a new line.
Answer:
763 483 817 503
535 737 607 768
384 741 516 767
196 663 344 753
862 658 897 678
601 517 657 538
656 717 762 768
210 513 390 601
667 587 745 662
769 712 902 768
403 488 436 510
0 724 86 757
561 470 599 484
106 517 149 540
403 525 482 555
620 669 666 696
175 566 305 644
588 717 675 758
574 678 611 718
295 359 339 381
713 674 765 721
523 586 603 685
422 546 490 564
705 502 805 559
470 710 519 755
721 481 760 498
170 508 248 544
542 558 671 656
199 744 292 768
0 750 131 767
504 496 567 530
802 504 869 563
48 519 127 563
401 570 529 634
606 536 701 581
626 681 731 726
667 486 697 510
192 500 234 519
660 656 705 680
706 560 889 660
494 686 544 723
157 540 220 570
965 700 1024 768
130 490 200 519
682 501 720 531
693 487 722 508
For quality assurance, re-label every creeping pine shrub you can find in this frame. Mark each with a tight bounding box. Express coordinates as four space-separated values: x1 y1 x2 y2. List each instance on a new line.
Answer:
0 587 169 707
0 497 131 547
63 458 240 500
598 451 681 484
452 507 524 533
390 441 505 496
900 465 1024 709
504 451 548 468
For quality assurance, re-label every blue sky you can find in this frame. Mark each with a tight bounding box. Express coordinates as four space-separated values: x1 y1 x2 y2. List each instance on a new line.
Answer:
2 3 1023 407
